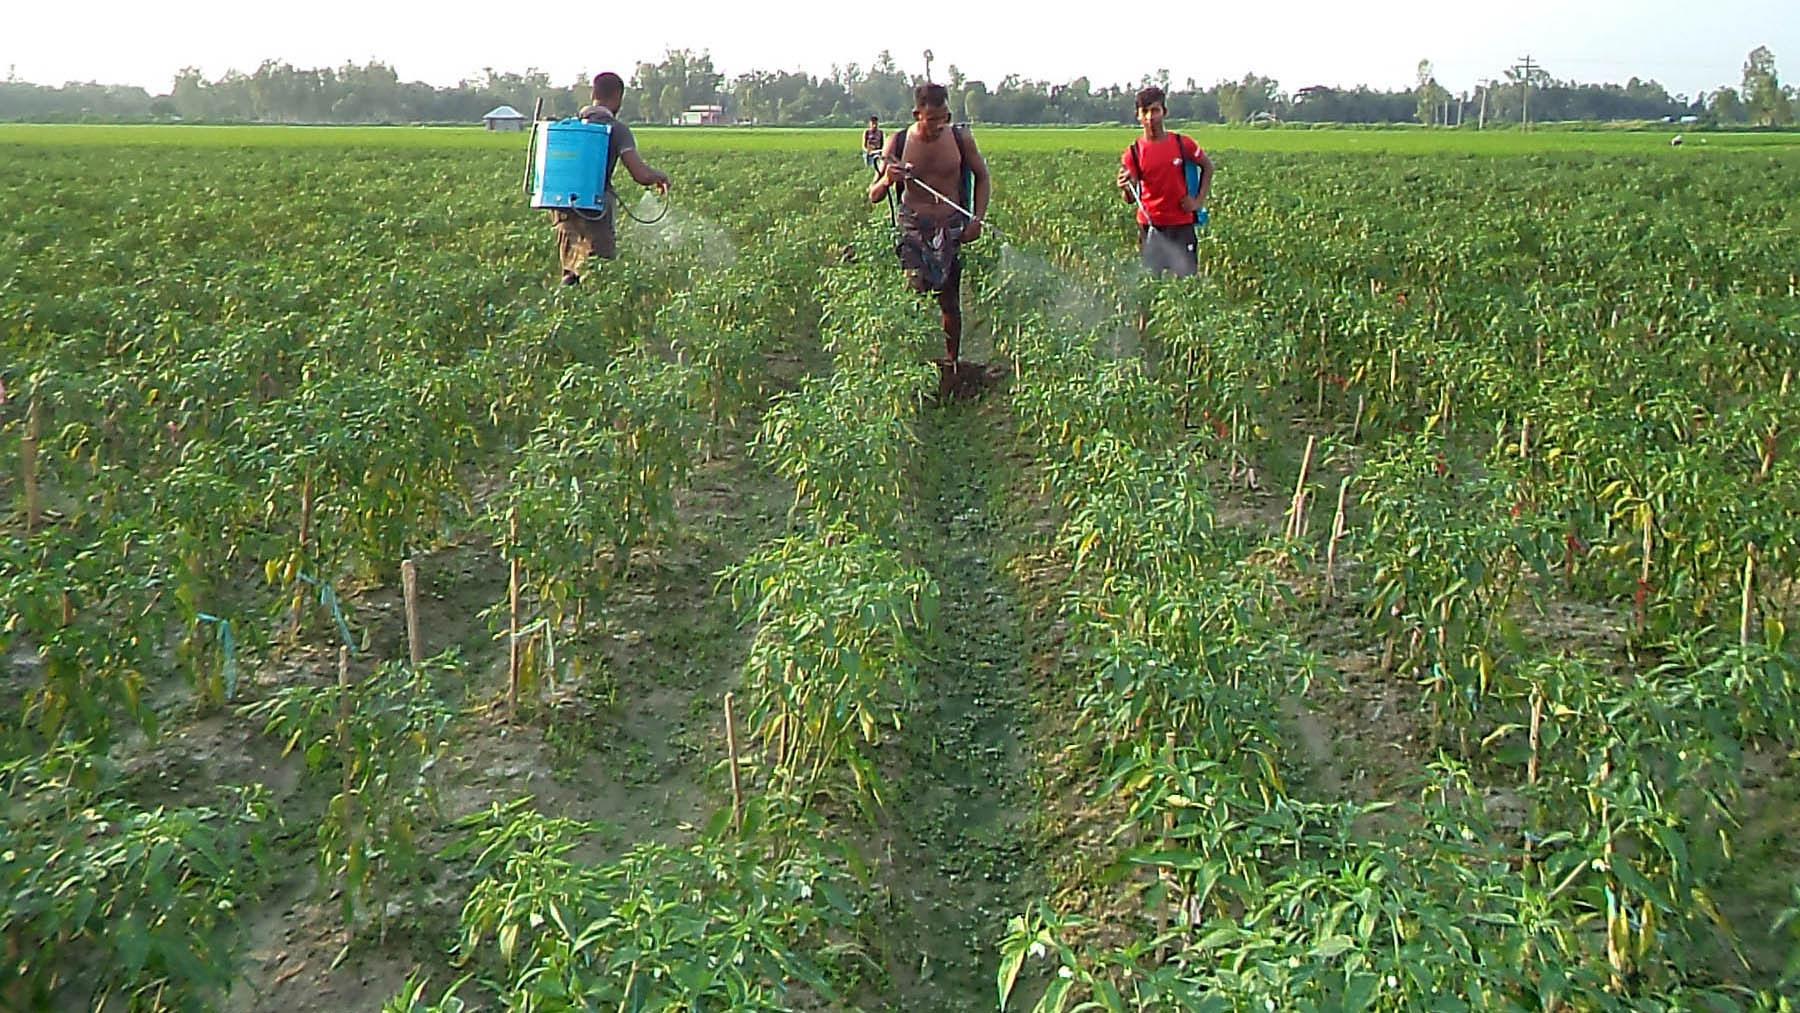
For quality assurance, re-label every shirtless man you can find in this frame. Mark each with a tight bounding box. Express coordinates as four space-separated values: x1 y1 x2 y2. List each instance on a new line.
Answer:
867 83 991 363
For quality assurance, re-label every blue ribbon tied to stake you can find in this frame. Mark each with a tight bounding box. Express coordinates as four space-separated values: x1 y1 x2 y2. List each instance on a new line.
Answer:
297 573 359 656
196 613 239 701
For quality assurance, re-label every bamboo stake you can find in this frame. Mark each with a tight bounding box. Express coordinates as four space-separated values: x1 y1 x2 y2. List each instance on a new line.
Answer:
338 646 354 799
775 707 790 785
1527 689 1543 787
1351 394 1365 441
507 508 521 721
1388 348 1399 392
1325 477 1351 601
1519 415 1531 460
401 559 423 669
1286 436 1317 540
1741 544 1756 649
1156 730 1178 961
60 590 74 628
20 395 42 534
289 474 313 640
1601 762 1623 992
724 692 744 832
1523 685 1544 868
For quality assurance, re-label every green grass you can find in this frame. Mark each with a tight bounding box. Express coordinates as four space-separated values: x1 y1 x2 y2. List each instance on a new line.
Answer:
6 122 1798 156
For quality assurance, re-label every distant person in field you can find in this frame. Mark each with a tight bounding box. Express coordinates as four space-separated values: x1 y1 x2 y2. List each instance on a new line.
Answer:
868 83 991 363
1116 86 1212 277
550 71 672 286
863 115 885 169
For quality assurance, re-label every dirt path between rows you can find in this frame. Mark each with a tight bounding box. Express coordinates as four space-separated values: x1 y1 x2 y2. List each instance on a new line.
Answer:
876 390 1045 1010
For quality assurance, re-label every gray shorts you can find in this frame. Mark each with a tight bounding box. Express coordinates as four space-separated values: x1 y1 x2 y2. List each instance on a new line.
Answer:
1139 223 1198 277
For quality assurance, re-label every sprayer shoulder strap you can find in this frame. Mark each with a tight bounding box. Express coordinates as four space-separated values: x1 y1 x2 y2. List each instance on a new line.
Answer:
892 124 971 196
1131 133 1197 175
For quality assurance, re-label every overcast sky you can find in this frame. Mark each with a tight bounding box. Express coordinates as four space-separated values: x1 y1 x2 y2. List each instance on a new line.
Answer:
5 0 1795 98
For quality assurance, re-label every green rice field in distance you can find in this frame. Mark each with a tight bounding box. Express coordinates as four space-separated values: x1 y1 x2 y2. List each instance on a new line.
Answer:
5 121 1799 155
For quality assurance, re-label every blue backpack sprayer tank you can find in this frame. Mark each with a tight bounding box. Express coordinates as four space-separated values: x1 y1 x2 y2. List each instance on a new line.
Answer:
523 99 614 219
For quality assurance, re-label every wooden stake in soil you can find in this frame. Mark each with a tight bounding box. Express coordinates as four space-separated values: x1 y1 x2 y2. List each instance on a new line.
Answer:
1741 544 1757 649
1286 435 1317 541
1156 730 1179 961
1351 394 1365 441
400 559 423 669
774 707 790 784
338 646 354 798
507 508 521 722
1519 415 1531 460
724 692 744 832
1325 476 1352 601
1527 688 1544 787
289 474 314 640
20 395 42 535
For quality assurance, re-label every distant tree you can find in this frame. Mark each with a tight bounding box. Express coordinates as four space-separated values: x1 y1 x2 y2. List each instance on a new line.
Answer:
1218 73 1281 123
1742 46 1793 126
964 84 986 123
1709 86 1749 124
1414 60 1451 125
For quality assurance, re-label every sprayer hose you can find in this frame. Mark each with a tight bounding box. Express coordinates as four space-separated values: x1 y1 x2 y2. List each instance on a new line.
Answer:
622 188 671 225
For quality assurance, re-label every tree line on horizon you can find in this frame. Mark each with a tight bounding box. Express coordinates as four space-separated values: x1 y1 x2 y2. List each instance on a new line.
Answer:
1 47 1792 128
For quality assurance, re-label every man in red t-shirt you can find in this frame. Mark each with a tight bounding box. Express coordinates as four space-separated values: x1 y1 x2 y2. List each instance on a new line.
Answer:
1116 86 1213 277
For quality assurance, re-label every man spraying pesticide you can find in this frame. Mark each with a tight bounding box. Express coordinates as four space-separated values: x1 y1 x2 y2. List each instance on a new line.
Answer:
1116 86 1213 278
868 83 993 387
527 72 672 287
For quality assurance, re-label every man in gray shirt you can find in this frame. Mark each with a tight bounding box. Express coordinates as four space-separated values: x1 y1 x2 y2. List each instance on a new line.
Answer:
552 72 672 286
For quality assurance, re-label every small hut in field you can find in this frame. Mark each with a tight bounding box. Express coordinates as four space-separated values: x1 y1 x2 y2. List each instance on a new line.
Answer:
482 105 526 132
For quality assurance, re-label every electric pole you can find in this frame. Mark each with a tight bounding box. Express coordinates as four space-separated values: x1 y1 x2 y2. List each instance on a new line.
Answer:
1513 55 1540 129
1478 79 1491 130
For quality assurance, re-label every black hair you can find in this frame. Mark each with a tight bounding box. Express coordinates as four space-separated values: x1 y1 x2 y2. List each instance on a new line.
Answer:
1135 86 1167 112
593 72 625 102
914 83 950 110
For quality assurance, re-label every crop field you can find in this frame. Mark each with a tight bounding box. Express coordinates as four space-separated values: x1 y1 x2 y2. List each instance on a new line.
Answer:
2 125 1799 1011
